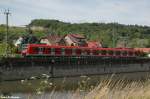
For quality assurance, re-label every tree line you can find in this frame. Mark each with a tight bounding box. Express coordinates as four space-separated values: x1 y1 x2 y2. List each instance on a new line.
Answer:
0 19 150 48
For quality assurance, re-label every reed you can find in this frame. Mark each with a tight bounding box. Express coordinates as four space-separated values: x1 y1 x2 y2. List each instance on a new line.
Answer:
84 79 150 99
1 75 150 99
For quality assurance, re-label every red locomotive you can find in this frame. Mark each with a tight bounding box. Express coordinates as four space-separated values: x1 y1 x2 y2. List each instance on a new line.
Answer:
21 44 144 58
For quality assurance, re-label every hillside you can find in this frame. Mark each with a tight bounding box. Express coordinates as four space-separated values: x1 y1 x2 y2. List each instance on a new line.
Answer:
0 19 150 48
29 19 150 47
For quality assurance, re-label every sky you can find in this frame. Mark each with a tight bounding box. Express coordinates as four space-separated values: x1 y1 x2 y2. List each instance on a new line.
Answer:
0 0 150 26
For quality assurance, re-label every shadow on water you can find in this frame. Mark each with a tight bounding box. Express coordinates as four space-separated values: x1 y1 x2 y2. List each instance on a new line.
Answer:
0 72 150 99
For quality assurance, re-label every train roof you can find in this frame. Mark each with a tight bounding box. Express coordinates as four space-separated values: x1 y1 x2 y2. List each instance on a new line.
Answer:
27 44 136 51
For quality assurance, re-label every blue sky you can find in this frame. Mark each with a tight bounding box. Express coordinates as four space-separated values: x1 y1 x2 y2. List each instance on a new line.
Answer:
0 0 150 26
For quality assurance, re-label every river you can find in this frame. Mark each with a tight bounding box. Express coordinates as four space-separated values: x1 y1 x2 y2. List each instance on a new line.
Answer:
0 72 150 99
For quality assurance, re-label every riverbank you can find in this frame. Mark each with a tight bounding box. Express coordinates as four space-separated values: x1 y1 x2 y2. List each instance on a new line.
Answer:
1 75 150 99
0 72 150 92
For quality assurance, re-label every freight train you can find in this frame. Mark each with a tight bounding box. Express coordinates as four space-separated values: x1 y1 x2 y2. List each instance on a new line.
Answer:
0 44 150 81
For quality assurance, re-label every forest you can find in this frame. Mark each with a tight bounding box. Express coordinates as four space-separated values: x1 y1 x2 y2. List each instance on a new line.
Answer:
0 19 150 51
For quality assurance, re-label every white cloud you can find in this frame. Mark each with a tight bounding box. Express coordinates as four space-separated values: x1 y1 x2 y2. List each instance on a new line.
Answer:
0 0 150 26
